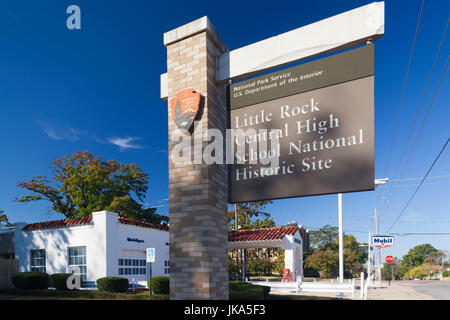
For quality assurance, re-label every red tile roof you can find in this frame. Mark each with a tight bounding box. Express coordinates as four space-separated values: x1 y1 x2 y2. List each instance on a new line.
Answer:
22 215 169 232
228 226 299 242
22 216 93 231
118 216 169 232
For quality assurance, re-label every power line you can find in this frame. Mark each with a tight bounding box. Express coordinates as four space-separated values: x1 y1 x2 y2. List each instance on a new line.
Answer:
376 0 426 213
386 19 449 201
384 55 450 206
378 180 450 189
386 138 450 233
381 0 425 181
303 226 368 234
389 173 450 182
389 232 450 237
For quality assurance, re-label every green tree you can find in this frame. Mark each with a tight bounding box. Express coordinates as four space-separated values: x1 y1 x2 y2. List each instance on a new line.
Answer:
309 225 338 251
228 201 274 230
403 263 440 280
343 235 367 276
381 258 402 280
423 250 445 265
16 151 168 224
247 258 275 276
305 249 339 278
0 210 12 228
274 249 285 275
306 226 367 278
228 256 237 274
402 244 437 268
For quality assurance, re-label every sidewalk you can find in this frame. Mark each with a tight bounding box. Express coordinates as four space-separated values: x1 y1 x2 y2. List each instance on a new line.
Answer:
270 290 353 299
366 281 436 300
269 280 439 300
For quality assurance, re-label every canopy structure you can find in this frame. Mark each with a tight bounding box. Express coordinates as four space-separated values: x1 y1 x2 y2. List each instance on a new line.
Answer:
228 226 304 281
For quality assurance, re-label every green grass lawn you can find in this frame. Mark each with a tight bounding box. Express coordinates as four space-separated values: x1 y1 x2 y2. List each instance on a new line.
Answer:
0 283 344 300
0 291 343 300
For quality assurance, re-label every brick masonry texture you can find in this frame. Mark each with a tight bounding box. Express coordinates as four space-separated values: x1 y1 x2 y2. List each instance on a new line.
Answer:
166 26 229 299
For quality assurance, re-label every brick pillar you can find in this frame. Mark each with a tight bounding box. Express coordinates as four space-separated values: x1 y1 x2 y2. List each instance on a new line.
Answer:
164 17 229 300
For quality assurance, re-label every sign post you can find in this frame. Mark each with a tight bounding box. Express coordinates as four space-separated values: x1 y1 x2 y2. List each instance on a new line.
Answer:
161 2 384 299
385 255 394 286
147 248 155 300
372 235 394 248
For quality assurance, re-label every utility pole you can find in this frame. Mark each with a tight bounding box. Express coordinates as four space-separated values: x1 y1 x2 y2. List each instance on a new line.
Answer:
373 178 389 282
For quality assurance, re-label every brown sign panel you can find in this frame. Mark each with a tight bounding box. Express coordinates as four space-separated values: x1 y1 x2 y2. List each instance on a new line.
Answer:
230 45 374 110
229 73 375 203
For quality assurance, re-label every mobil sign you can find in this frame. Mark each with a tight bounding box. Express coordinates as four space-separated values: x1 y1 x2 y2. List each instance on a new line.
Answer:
372 235 394 248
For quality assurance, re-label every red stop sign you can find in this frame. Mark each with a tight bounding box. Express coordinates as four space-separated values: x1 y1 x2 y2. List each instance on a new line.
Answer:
385 255 394 263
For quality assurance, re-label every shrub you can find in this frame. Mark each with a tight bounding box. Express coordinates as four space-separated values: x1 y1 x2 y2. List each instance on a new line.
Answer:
11 272 50 290
96 277 129 292
443 270 449 278
247 258 275 276
50 273 76 290
147 276 169 294
229 281 270 300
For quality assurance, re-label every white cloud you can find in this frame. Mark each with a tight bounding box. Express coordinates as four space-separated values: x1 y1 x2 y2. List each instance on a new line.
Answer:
39 121 86 142
43 127 62 140
107 137 145 151
37 120 145 152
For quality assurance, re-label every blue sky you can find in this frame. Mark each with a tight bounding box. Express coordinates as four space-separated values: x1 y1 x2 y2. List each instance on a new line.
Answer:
1 0 449 260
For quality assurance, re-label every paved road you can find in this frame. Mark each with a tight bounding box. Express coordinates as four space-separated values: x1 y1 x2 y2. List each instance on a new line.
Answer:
366 280 450 300
406 280 450 300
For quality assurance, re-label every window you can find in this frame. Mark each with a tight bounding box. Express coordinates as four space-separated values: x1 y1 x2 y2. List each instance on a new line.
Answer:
164 260 170 274
118 259 146 276
30 249 45 273
68 246 87 283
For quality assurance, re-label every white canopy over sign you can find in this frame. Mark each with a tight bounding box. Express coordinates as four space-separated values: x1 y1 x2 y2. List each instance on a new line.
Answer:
161 2 385 99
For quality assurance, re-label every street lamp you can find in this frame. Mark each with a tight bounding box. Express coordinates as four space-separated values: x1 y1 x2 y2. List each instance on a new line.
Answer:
375 178 389 185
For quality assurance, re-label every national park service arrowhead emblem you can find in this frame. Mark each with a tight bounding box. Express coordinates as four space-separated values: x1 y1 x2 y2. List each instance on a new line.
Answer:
170 88 201 134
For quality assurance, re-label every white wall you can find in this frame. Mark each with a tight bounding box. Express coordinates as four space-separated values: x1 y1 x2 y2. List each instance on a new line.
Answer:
108 215 170 283
283 231 303 281
14 220 106 283
14 211 169 287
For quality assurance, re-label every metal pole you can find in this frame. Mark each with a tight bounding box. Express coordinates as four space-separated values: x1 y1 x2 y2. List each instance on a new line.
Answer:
388 263 391 286
338 193 344 284
242 249 246 281
149 262 153 300
360 272 364 300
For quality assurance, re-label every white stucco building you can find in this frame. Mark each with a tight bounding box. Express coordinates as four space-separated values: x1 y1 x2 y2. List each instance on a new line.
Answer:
228 225 304 281
12 211 306 288
14 211 169 287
